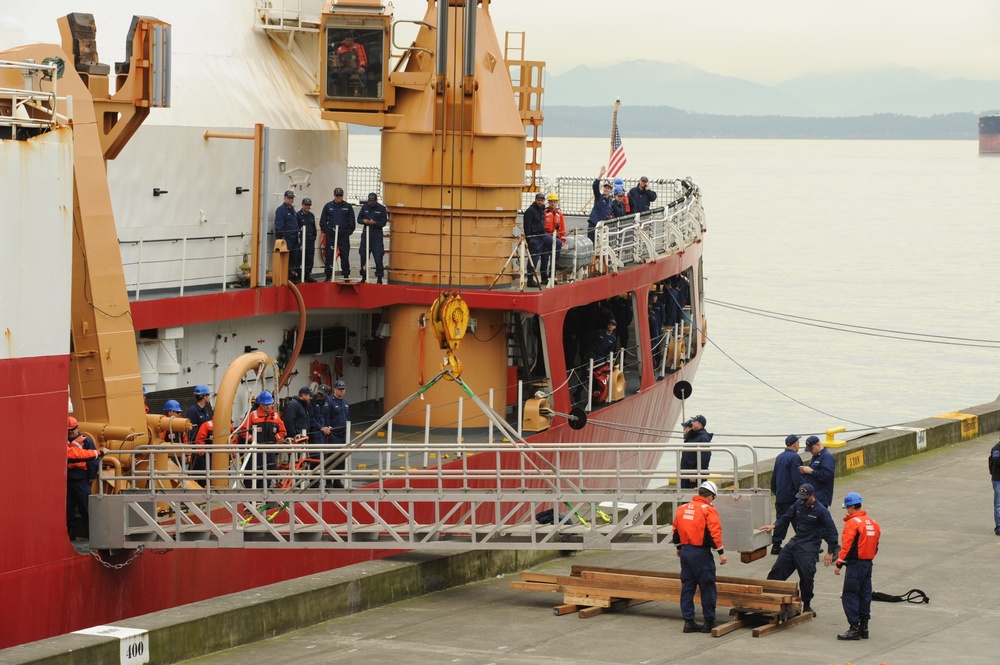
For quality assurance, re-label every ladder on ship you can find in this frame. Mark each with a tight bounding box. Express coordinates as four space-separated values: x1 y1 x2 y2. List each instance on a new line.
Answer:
89 440 773 554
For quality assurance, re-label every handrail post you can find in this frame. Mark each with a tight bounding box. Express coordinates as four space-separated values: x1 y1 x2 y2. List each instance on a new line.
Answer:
179 236 187 296
586 358 594 412
135 238 143 301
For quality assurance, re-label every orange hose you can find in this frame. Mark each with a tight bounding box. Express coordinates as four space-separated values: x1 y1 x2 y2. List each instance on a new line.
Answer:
278 282 307 391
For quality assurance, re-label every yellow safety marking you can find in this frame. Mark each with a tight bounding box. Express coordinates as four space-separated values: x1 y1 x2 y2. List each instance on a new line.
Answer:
846 450 864 470
933 411 980 440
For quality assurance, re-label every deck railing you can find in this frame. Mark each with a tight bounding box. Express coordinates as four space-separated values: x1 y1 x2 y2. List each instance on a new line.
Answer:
0 59 63 130
118 168 703 299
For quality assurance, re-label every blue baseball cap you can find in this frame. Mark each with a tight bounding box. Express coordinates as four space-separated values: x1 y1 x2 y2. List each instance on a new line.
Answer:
842 492 863 508
796 483 815 498
785 434 799 446
805 435 820 448
334 380 346 389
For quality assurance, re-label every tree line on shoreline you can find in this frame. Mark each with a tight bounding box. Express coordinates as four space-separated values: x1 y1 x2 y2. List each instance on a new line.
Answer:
543 106 980 140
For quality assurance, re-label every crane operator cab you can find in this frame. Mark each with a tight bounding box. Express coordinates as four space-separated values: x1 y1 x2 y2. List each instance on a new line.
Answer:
321 1 391 110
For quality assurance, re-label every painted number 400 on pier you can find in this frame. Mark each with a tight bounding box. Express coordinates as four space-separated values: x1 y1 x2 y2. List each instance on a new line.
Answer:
73 625 150 664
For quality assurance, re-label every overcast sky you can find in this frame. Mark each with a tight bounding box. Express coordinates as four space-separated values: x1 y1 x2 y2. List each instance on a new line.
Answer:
390 0 1000 83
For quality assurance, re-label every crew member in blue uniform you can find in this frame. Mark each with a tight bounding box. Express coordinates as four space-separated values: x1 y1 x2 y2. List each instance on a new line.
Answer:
319 187 356 282
611 186 628 217
274 190 301 282
285 386 313 441
587 165 613 242
327 380 350 487
680 414 713 488
297 197 318 282
358 192 388 283
759 483 839 616
627 176 657 213
800 435 836 507
770 434 805 553
523 192 552 286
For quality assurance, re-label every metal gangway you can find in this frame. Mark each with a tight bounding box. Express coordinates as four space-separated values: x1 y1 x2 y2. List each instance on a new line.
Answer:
89 440 773 554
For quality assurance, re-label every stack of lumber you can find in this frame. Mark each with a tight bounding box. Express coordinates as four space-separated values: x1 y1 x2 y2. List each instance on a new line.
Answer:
510 564 807 637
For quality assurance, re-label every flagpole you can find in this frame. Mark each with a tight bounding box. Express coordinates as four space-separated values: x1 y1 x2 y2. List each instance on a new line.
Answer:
609 98 620 163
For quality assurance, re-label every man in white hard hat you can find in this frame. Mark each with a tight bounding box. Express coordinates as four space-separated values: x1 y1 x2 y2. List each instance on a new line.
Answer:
672 480 728 634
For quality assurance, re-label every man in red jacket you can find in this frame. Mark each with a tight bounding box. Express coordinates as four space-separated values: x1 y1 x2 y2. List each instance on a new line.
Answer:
67 416 110 539
834 491 881 640
672 480 728 633
238 391 287 488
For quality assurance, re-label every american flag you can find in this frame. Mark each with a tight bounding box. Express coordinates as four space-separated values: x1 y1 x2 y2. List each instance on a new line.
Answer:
607 124 627 178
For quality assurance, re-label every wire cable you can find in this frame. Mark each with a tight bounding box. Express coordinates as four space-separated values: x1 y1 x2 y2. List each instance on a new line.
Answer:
708 298 1000 349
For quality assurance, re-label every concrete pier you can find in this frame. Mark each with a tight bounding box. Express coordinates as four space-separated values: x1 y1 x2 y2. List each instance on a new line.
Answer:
3 396 999 665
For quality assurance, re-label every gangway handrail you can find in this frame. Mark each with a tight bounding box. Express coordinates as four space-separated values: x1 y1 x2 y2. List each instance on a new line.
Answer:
90 440 770 552
102 440 763 495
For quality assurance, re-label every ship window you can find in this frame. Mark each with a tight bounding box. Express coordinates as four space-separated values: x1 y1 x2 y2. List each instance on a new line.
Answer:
299 326 349 355
323 24 385 101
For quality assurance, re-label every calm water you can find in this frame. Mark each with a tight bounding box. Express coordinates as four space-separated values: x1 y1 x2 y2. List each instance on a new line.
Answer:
350 135 1000 455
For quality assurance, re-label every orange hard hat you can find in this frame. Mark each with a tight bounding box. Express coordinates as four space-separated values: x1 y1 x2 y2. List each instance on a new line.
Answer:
68 416 78 430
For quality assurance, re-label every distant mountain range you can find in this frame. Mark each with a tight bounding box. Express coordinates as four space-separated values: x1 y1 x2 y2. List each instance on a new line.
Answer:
346 62 999 139
545 60 1000 118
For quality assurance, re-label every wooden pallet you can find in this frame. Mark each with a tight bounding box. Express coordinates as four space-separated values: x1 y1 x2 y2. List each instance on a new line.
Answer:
510 564 810 637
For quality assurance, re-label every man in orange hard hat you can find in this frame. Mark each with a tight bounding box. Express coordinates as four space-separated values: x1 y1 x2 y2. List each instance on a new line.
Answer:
67 416 110 539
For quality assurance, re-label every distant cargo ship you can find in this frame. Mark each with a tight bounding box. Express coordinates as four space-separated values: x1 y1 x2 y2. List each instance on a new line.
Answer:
979 114 1000 153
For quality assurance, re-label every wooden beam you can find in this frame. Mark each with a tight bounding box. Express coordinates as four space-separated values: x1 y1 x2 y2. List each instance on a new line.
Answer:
509 581 560 592
569 565 799 595
579 598 650 619
710 618 746 637
751 611 813 637
580 571 764 595
563 593 611 608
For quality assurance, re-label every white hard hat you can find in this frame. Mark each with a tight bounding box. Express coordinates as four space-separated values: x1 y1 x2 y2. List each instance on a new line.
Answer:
700 480 718 495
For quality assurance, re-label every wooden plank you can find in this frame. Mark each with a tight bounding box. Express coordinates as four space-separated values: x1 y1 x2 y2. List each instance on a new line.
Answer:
509 581 559 592
581 571 763 595
519 572 560 584
740 547 768 563
553 576 790 611
577 598 650 619
710 618 746 637
570 565 799 595
577 605 606 619
556 584 789 612
751 611 813 637
563 593 612 608
553 604 579 616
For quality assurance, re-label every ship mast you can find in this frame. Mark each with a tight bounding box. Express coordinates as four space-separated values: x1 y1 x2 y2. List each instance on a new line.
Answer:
609 98 620 162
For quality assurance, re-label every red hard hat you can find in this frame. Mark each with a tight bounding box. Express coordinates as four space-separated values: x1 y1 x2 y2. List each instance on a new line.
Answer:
68 416 78 430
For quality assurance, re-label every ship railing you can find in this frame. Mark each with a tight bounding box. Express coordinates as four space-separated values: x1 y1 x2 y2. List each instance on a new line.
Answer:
348 165 383 202
254 0 323 31
0 59 62 130
501 188 703 288
519 176 691 217
90 441 770 552
121 231 251 299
